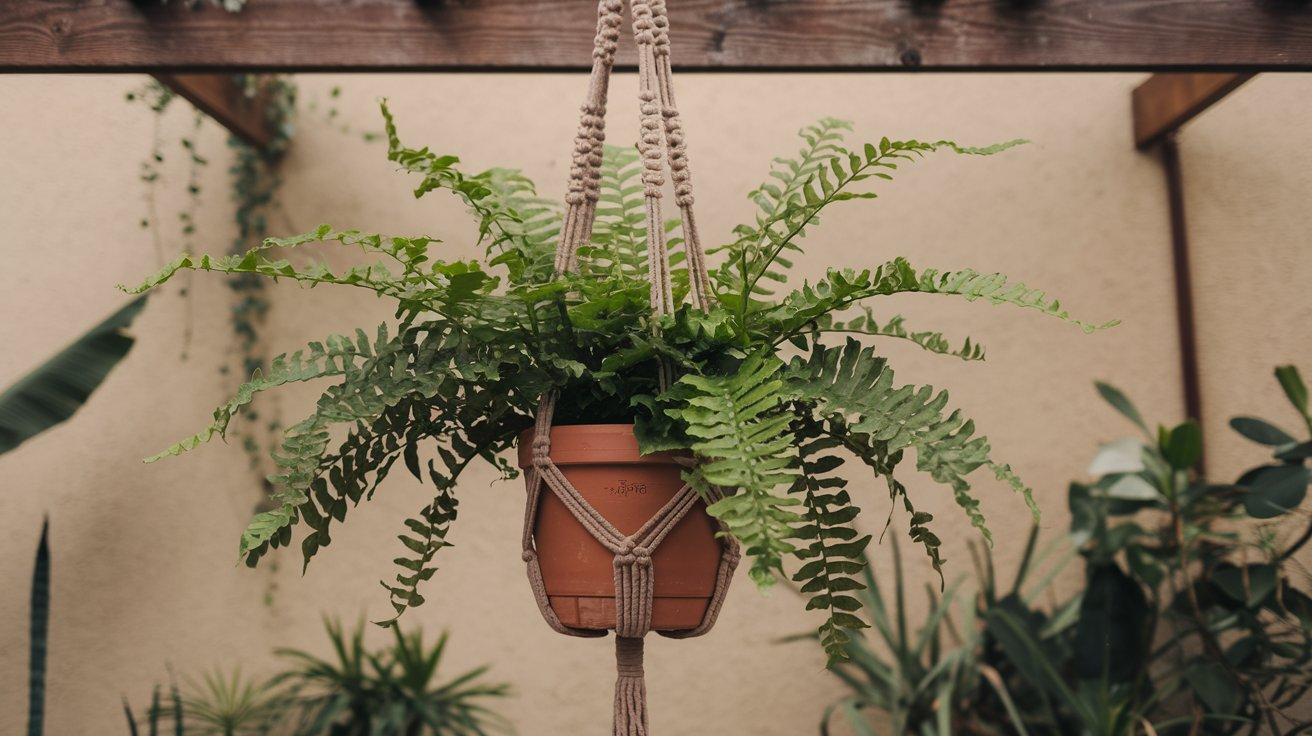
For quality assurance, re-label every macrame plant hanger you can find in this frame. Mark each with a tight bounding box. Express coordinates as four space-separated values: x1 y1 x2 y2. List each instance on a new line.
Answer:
520 1 739 734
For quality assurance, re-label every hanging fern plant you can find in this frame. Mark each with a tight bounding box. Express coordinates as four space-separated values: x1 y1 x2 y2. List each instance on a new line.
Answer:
123 104 1114 661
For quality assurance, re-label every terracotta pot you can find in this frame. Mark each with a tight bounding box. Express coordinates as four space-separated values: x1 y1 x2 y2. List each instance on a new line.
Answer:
518 424 722 631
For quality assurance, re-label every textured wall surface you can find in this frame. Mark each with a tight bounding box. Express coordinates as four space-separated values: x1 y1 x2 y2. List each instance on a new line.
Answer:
1 72 1308 735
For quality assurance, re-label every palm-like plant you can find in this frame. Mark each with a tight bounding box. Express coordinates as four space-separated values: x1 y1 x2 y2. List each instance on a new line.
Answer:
178 668 288 736
824 529 1072 736
275 620 511 736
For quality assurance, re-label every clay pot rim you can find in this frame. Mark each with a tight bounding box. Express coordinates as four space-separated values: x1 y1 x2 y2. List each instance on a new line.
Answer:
516 423 690 468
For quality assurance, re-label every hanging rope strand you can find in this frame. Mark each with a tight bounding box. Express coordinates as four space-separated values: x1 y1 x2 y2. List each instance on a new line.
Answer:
557 0 625 276
647 0 716 310
632 0 675 317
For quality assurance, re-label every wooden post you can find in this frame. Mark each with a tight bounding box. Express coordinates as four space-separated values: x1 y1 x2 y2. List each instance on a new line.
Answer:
1132 73 1254 469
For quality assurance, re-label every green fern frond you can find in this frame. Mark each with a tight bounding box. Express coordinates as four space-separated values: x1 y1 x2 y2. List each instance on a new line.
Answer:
144 327 400 463
909 264 1119 334
755 259 1112 342
664 354 802 586
757 272 985 361
784 338 1037 571
121 226 444 298
295 397 434 572
790 430 872 662
821 309 985 362
382 102 561 286
713 118 852 299
376 476 459 626
479 167 561 286
581 145 649 279
239 330 460 566
715 132 1026 313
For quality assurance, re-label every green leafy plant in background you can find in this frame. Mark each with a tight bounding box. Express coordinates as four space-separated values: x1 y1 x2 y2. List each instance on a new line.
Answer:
821 527 1077 736
1 296 147 456
124 620 511 736
124 104 1111 657
125 670 285 736
275 620 512 735
825 367 1312 734
1061 369 1312 734
6 295 148 736
123 683 184 736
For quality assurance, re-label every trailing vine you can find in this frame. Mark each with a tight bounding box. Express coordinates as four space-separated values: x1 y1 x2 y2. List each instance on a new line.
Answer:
128 74 299 605
128 76 297 488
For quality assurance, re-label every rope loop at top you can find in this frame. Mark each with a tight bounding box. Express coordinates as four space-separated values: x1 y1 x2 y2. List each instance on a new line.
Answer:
553 0 715 315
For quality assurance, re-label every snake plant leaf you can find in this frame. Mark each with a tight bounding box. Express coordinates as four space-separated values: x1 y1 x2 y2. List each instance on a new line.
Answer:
1072 564 1150 682
0 296 147 456
27 519 49 736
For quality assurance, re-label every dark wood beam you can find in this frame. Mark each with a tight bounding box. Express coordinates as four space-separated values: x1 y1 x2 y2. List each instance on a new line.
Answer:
1132 73 1255 149
153 73 275 150
4 1 1312 73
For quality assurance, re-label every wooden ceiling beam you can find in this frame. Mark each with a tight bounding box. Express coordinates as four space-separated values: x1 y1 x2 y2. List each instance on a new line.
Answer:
4 0 1312 73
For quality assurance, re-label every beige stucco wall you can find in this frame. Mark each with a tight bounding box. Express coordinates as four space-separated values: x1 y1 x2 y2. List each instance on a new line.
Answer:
1 71 1308 734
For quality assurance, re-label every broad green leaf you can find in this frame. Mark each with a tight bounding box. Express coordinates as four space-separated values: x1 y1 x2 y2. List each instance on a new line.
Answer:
1242 465 1310 519
1212 564 1278 608
1184 662 1240 715
1095 382 1148 434
1072 564 1149 682
0 296 147 456
1276 365 1309 418
1164 420 1203 470
1229 416 1296 447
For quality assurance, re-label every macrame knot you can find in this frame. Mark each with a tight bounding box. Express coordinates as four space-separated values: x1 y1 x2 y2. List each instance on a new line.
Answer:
615 541 652 567
522 550 536 563
532 430 551 454
631 5 656 42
